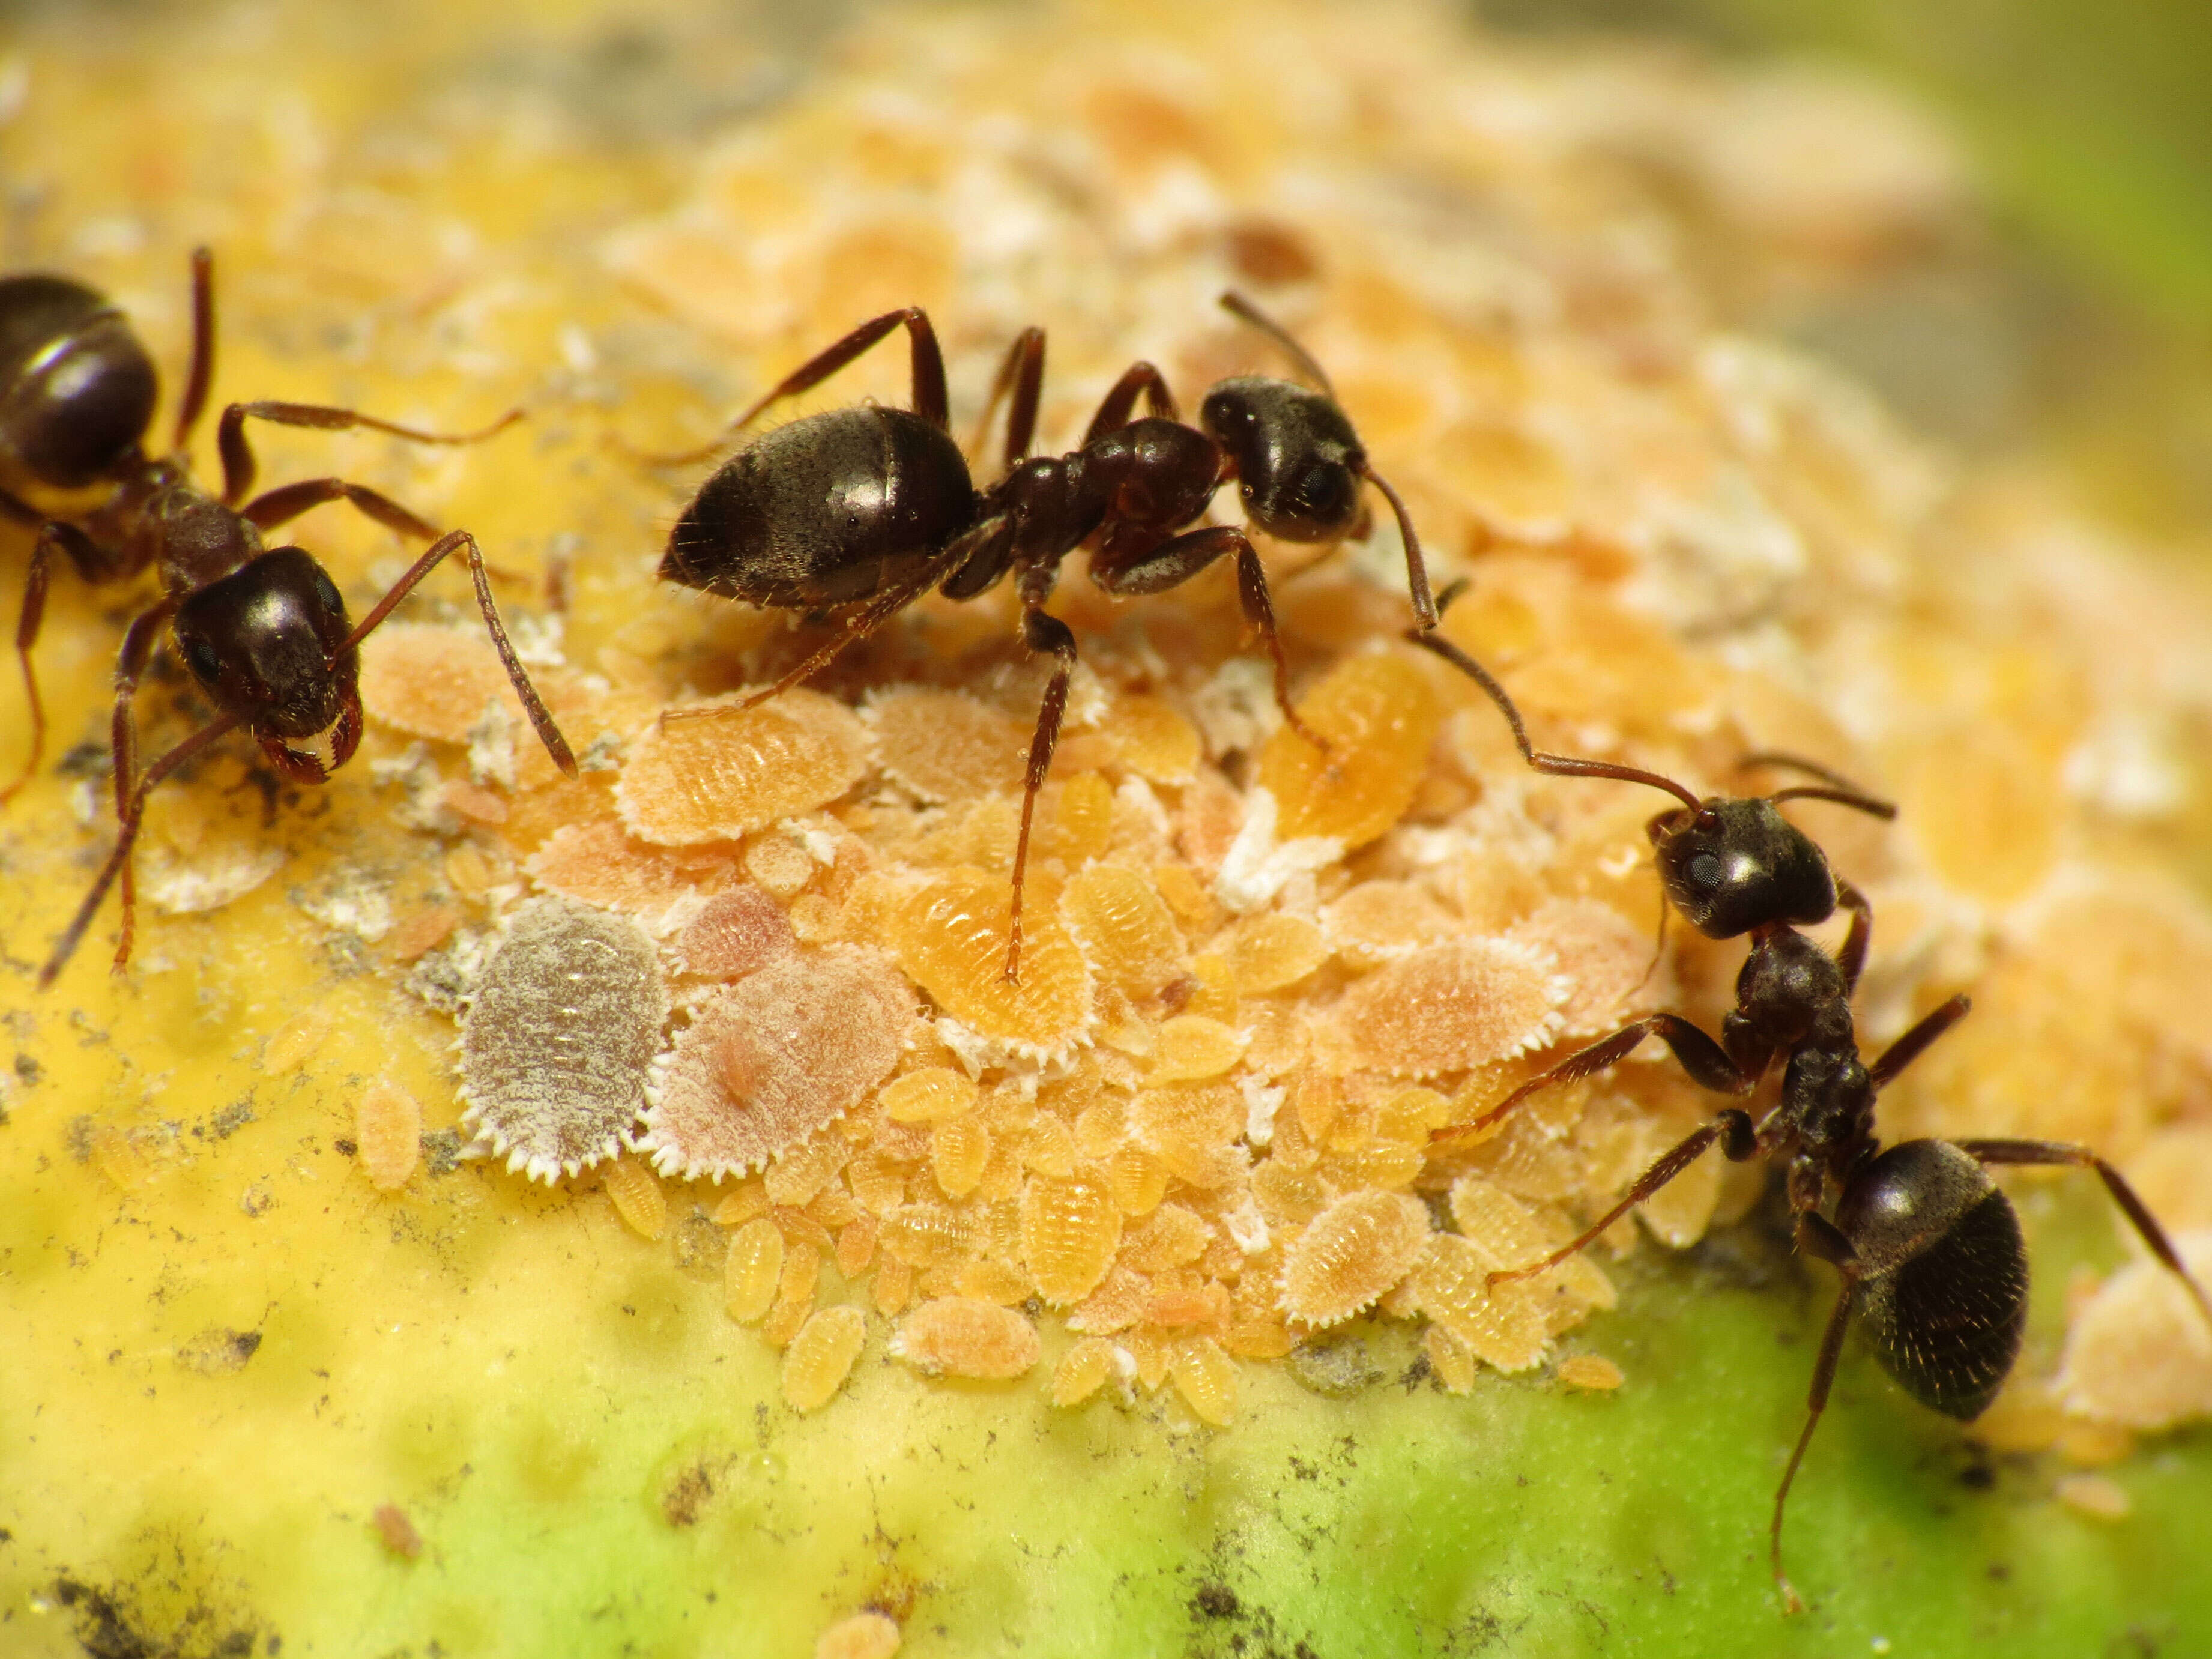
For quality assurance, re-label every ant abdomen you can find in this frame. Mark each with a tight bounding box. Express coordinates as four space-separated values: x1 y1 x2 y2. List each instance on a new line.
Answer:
1200 375 1365 541
0 274 157 489
1838 1139 2030 1421
662 405 973 608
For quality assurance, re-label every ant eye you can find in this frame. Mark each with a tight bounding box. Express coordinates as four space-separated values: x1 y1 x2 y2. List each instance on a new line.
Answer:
1688 852 1724 891
183 637 222 684
312 566 345 618
1294 464 1354 524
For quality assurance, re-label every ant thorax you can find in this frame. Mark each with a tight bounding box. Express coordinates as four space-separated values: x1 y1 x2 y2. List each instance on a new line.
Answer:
148 483 265 589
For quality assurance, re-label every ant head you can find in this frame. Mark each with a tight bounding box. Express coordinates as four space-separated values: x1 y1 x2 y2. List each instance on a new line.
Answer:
0 275 157 489
1646 796 1837 939
172 547 360 755
1200 377 1365 543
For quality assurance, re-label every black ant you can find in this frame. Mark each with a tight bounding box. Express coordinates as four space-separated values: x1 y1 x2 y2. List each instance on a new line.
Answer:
648 294 1433 981
1419 638 2212 1610
1410 604 1894 969
0 249 576 985
1201 291 1437 630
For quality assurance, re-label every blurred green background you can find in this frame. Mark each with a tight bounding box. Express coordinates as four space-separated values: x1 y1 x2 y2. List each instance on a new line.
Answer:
1482 0 2212 543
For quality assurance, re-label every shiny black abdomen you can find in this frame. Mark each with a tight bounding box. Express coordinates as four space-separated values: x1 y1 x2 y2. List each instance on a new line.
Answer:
0 274 157 490
659 406 975 611
1854 1181 2028 1421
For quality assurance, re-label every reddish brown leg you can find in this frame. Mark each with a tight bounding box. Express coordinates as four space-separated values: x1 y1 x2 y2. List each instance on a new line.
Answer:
637 308 950 468
1433 1012 1750 1146
1958 1138 2212 1330
328 530 576 776
668 531 994 725
1484 1108 1759 1290
217 400 521 507
1080 360 1180 443
0 522 102 805
1091 522 1324 752
106 596 183 964
1833 878 1873 992
1631 893 1671 993
241 477 443 542
1865 994 1970 1089
1005 601 1078 985
172 246 216 453
1772 1225 1862 1616
40 707 246 987
967 327 1046 468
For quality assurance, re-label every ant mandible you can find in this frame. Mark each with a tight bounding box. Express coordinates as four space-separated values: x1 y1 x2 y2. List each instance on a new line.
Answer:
1418 641 2212 1610
0 249 577 985
650 296 1436 982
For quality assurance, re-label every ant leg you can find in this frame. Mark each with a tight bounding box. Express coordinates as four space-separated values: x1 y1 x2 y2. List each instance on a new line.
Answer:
1080 360 1180 444
1772 1222 1863 1616
665 543 980 724
1404 630 1706 812
218 401 519 509
1 530 53 805
241 476 442 542
0 521 104 805
1005 603 1079 985
1956 1139 2212 1331
106 596 182 964
1218 291 1335 399
1833 877 1873 992
967 327 1045 468
1358 464 1436 630
1092 522 1325 752
38 708 246 988
327 531 576 776
172 247 216 453
1630 895 1670 994
1485 1108 1758 1289
639 309 950 468
1432 1012 1749 1146
1865 993 1971 1089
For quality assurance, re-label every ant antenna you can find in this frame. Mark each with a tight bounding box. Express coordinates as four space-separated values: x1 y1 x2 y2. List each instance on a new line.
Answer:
332 529 576 776
1218 290 1335 399
1356 463 1436 630
1766 784 1896 818
1406 622 1702 811
1739 751 1896 820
